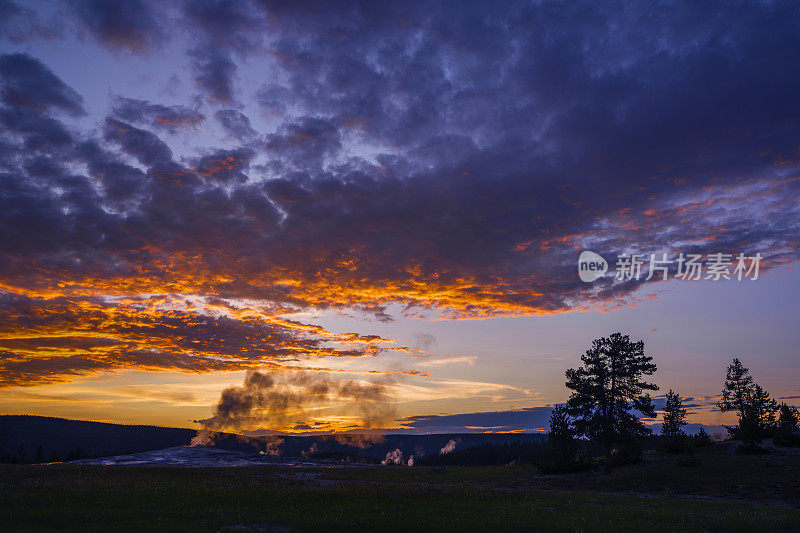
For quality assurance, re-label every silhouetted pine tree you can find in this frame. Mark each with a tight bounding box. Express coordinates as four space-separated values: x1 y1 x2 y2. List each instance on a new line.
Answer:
661 390 688 452
565 332 658 472
751 384 779 429
662 390 687 438
774 403 800 447
736 403 764 451
717 358 778 451
547 404 577 462
717 357 753 418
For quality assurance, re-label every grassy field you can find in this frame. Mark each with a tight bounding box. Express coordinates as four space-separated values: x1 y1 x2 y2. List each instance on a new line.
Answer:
2 441 800 532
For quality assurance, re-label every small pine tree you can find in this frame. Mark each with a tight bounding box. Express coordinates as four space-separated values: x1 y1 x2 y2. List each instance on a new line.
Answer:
34 445 44 464
662 390 688 438
717 358 777 450
774 403 800 447
750 384 778 429
736 403 764 451
717 357 753 417
547 404 577 462
661 390 688 453
778 403 800 429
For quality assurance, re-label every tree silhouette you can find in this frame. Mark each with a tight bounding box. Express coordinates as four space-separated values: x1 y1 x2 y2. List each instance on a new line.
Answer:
718 358 778 450
65 448 84 461
565 332 658 472
774 403 800 447
547 404 577 462
661 389 688 453
717 357 753 418
736 403 764 450
750 384 779 428
778 403 799 429
662 389 688 438
693 427 713 447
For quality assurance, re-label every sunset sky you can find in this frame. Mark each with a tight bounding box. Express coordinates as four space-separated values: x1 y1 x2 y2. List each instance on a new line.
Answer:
0 0 798 434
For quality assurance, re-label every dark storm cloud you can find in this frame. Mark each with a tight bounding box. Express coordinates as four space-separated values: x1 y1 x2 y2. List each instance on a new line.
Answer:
0 106 74 149
0 53 84 115
215 109 256 140
239 0 800 312
189 45 237 104
0 0 63 42
67 0 166 52
111 97 204 134
75 139 147 200
254 84 290 118
265 117 341 169
181 0 261 54
1 1 800 383
103 117 175 167
192 147 254 183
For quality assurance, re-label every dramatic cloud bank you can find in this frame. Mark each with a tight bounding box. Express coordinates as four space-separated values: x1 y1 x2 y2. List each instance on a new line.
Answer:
1 1 799 424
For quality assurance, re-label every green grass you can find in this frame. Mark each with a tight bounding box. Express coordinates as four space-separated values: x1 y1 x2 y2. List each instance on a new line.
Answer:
2 442 800 532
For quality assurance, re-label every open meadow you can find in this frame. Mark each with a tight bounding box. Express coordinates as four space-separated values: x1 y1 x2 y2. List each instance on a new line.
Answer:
3 441 800 532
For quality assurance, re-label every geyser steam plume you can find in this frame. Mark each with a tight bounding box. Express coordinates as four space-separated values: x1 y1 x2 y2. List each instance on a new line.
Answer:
198 369 397 433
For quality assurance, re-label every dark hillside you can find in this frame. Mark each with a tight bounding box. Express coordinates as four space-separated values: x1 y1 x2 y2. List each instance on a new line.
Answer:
0 415 547 464
0 415 195 462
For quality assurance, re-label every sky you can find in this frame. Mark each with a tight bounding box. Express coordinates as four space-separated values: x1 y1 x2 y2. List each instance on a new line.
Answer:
0 0 798 434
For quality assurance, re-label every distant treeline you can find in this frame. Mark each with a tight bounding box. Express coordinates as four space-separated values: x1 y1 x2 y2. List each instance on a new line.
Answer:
2 443 87 464
202 431 547 464
418 434 716 471
419 440 571 468
0 415 195 464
